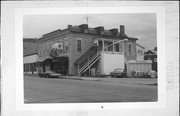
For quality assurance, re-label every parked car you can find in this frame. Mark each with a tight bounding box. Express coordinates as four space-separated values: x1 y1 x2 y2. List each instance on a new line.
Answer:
38 70 61 78
134 71 144 78
133 70 157 78
149 70 157 78
110 68 125 78
143 72 152 78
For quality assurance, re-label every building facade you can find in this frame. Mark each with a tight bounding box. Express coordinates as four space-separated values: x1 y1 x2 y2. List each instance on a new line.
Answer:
136 43 145 61
144 50 157 72
36 24 138 76
23 24 154 77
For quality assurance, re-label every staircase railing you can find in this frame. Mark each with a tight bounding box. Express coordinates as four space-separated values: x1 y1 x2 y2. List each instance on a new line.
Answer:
78 51 101 75
75 46 101 76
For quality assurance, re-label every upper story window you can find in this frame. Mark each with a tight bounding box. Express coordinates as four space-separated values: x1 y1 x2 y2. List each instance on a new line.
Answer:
104 41 113 52
128 43 132 53
65 41 68 51
77 40 81 51
137 50 143 55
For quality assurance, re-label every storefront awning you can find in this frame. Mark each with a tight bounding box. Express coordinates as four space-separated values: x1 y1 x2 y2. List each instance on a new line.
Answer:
37 56 53 62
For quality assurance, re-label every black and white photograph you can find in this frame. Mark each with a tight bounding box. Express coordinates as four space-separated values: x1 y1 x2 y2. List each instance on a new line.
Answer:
23 13 158 103
1 1 179 116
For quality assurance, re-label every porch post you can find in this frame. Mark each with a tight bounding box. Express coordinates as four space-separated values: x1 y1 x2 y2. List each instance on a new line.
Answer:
113 40 114 53
88 56 90 76
102 39 104 51
28 63 31 73
78 64 79 76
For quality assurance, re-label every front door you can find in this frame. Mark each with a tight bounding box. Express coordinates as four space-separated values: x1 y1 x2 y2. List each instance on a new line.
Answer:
52 57 68 75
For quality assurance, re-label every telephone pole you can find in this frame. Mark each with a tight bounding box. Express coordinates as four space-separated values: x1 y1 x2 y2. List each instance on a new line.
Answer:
85 14 91 25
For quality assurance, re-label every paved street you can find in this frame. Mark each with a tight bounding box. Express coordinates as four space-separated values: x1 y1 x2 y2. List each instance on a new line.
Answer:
24 75 157 103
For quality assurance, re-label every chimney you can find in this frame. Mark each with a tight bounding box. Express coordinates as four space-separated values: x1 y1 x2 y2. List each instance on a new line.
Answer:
109 28 118 37
120 25 125 36
68 25 72 29
79 24 88 33
95 26 104 35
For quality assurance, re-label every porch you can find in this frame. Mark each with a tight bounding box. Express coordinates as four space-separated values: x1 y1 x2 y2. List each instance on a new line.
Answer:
74 38 128 76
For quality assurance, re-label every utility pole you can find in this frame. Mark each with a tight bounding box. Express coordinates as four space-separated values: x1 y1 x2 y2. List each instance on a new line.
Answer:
86 14 91 25
86 15 89 25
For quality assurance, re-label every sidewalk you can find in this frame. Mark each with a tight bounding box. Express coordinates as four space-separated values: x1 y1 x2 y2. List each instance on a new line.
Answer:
62 76 157 86
98 77 157 86
61 76 101 81
24 74 157 86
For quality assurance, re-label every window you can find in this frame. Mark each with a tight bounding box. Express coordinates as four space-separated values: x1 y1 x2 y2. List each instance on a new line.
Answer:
65 41 68 51
77 40 81 51
114 43 119 52
34 63 37 71
93 39 99 46
104 41 113 52
27 64 29 72
128 44 132 53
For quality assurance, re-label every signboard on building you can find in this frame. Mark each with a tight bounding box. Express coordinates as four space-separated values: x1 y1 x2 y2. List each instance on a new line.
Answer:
50 42 64 57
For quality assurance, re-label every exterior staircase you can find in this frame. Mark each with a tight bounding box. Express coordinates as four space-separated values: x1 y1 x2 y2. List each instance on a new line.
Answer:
74 46 101 76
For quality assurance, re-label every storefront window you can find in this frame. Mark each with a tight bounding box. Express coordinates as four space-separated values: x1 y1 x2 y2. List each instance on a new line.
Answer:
27 64 29 72
34 63 37 71
138 50 142 55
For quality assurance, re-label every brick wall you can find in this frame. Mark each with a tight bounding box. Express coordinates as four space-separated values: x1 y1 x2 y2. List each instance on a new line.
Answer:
37 32 95 75
37 34 71 58
37 31 137 75
68 33 94 75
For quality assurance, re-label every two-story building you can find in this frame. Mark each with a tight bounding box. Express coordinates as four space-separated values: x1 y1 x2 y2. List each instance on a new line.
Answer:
36 24 139 76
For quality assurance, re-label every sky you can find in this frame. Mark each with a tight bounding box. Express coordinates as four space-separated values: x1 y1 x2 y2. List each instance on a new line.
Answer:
23 13 157 50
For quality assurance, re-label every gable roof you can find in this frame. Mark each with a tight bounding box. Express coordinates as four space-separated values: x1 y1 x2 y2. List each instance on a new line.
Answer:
136 43 145 49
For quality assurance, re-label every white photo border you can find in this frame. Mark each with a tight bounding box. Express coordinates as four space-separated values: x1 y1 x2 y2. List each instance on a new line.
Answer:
15 6 166 110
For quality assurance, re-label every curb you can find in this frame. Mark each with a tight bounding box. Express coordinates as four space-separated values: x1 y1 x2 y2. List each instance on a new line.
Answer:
59 76 100 81
24 74 39 77
59 76 83 80
81 78 100 81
